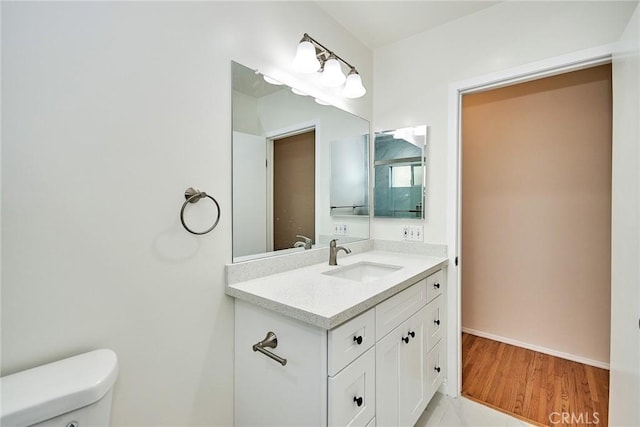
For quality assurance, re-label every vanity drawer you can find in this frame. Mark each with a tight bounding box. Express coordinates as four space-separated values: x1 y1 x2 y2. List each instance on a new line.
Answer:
425 294 444 351
426 269 444 303
328 309 375 376
376 280 427 341
426 339 444 402
328 347 376 427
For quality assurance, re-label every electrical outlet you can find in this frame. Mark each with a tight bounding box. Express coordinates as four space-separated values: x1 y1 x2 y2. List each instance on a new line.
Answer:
334 223 349 236
402 225 423 242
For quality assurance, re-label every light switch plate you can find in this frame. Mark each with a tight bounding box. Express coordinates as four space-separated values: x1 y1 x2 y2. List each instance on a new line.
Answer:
402 225 423 242
334 223 349 236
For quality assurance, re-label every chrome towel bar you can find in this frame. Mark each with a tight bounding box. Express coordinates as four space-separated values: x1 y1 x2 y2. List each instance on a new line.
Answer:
252 331 287 366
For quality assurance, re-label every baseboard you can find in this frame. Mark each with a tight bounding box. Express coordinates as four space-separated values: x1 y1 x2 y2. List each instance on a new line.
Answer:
461 327 610 370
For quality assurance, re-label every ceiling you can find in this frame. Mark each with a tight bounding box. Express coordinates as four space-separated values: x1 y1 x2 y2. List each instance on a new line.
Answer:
315 1 501 50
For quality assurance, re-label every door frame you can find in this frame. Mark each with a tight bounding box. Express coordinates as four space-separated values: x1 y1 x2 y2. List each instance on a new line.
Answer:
445 43 615 398
265 120 320 250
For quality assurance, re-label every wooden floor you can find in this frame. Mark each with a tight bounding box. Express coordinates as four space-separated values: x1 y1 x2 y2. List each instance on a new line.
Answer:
462 333 610 427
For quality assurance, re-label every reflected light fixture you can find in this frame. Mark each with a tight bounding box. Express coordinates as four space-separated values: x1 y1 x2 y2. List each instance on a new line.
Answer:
263 75 283 85
292 33 366 98
291 87 308 96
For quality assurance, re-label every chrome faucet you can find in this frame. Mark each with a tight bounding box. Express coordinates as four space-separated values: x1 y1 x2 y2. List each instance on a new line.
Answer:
294 235 312 250
329 239 351 266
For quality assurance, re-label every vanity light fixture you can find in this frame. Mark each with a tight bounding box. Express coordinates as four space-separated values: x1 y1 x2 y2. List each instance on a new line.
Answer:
320 53 346 87
343 68 366 98
292 35 321 73
292 33 366 99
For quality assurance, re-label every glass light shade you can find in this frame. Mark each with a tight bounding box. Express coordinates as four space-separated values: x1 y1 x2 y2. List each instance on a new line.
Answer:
314 98 331 106
263 75 283 85
320 57 346 87
291 87 307 96
292 41 320 73
343 72 366 98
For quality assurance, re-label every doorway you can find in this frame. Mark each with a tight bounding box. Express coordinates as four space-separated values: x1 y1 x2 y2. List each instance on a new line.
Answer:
460 65 612 425
271 129 316 250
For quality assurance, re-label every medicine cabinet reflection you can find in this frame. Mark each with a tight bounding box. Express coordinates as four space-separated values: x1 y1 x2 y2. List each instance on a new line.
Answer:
373 126 427 219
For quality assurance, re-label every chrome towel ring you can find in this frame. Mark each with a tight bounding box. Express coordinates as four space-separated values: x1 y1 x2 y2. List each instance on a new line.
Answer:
180 187 220 235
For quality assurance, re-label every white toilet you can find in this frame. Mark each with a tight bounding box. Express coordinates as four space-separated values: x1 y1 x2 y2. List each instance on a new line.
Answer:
0 349 118 427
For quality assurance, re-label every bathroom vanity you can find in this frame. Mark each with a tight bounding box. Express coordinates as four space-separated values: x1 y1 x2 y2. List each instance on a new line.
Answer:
227 249 447 427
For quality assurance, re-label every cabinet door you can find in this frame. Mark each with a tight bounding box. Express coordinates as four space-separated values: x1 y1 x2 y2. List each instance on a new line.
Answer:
375 321 403 427
426 339 445 403
375 306 428 427
425 294 443 351
399 306 428 427
328 347 376 427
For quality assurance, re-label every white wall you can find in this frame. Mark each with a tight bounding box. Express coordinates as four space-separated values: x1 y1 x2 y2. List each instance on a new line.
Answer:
373 1 637 244
610 4 640 425
1 2 372 426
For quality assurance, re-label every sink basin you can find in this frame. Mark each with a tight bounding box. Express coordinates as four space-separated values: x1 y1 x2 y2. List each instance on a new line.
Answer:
322 261 402 283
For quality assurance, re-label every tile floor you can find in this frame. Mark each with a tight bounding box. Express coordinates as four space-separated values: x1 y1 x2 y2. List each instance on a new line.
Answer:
415 393 534 427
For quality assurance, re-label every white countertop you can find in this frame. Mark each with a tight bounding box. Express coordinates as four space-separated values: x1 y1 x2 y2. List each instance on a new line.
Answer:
226 250 448 329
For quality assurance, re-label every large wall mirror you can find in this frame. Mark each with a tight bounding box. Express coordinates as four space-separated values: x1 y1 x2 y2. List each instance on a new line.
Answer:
232 61 370 262
373 126 427 219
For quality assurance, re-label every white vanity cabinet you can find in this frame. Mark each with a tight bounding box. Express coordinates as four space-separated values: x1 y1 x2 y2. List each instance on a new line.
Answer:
233 268 445 427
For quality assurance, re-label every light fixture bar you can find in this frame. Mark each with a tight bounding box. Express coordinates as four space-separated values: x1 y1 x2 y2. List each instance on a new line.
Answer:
301 33 357 73
293 33 366 98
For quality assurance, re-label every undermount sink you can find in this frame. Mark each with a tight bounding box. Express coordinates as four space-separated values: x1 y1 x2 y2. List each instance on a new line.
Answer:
322 261 402 283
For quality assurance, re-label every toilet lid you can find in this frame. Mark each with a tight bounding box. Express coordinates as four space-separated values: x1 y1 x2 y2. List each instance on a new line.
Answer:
0 349 118 426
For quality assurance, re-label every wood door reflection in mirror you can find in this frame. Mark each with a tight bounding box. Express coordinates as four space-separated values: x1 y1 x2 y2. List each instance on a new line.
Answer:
273 130 315 250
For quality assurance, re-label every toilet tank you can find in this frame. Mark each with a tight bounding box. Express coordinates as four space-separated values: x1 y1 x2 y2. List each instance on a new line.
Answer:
0 349 118 427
